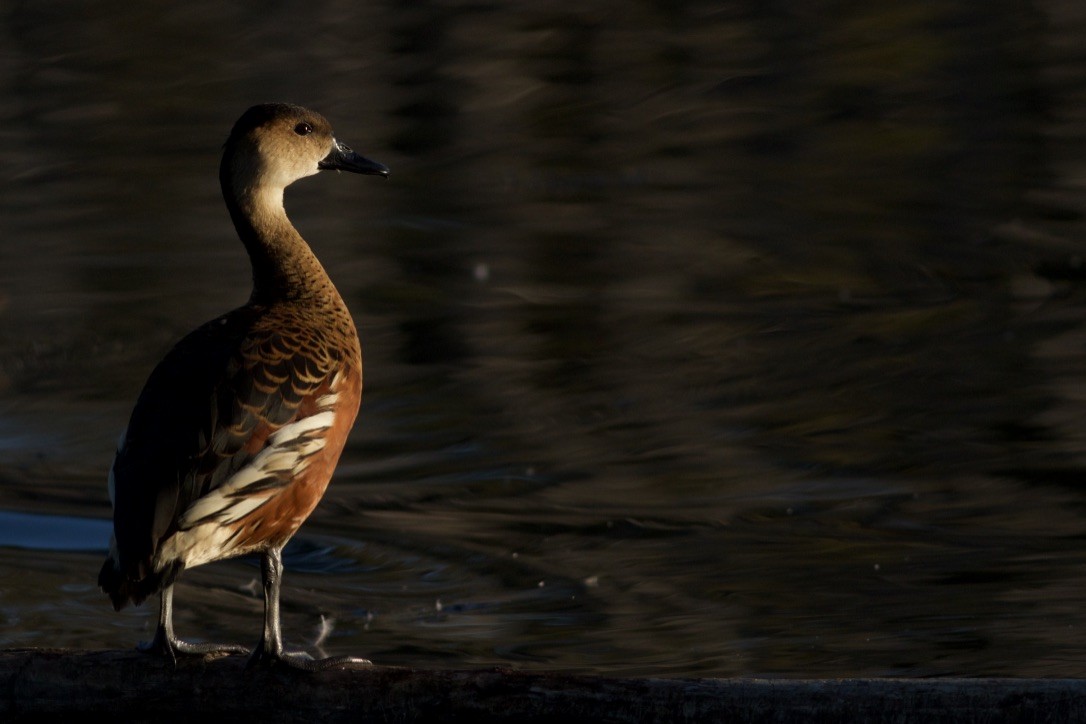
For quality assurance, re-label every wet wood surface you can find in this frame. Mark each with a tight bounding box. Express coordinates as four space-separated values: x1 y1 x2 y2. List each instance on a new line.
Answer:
2 648 1085 722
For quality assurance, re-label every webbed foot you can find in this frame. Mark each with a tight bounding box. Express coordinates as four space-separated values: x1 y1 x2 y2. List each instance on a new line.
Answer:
138 624 248 664
246 645 372 671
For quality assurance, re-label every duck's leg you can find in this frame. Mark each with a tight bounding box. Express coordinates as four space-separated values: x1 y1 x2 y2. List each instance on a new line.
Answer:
247 546 371 670
138 582 248 662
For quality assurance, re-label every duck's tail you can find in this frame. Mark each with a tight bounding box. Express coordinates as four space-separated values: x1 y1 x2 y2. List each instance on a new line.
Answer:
98 541 177 611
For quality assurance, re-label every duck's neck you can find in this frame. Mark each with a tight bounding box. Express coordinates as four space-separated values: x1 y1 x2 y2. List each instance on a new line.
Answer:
221 177 340 308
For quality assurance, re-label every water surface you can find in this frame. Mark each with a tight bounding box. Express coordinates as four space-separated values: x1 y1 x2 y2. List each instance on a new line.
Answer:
2 0 1086 677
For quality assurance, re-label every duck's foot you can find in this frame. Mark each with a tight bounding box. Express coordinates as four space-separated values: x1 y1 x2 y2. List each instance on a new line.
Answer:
138 625 248 664
248 547 373 671
247 646 372 671
138 582 249 663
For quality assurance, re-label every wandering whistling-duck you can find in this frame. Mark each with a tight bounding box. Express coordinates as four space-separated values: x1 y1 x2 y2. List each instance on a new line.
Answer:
98 103 388 669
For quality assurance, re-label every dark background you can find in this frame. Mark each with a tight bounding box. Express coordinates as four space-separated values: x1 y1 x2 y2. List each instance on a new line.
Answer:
2 0 1086 677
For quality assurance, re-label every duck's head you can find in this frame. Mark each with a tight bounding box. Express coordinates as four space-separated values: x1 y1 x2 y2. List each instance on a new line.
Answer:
222 103 389 194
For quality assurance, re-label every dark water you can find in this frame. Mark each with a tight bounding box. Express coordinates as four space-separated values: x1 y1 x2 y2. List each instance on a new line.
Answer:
3 0 1086 677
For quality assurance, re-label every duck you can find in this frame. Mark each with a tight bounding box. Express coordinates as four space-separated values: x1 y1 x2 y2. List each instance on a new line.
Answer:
98 103 388 670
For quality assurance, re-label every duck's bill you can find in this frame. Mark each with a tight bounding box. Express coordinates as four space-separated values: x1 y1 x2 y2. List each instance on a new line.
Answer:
319 140 390 176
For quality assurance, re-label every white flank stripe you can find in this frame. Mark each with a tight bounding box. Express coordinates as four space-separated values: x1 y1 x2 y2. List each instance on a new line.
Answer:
178 410 336 529
296 438 326 457
268 410 335 445
218 494 272 524
159 521 242 569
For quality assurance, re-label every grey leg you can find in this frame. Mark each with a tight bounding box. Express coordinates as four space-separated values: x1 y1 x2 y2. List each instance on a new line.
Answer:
138 582 247 662
247 546 371 671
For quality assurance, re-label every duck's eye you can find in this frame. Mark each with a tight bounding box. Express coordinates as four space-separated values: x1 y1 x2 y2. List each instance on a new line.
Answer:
294 122 314 136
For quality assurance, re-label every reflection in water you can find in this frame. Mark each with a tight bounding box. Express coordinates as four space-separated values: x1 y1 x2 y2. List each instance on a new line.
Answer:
1 0 1086 677
0 512 110 551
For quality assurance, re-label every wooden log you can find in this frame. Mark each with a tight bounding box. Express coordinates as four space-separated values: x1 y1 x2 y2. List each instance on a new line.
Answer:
2 648 1085 723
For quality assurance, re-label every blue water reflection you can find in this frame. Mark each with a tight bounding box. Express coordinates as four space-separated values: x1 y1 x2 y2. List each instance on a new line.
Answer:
0 511 110 552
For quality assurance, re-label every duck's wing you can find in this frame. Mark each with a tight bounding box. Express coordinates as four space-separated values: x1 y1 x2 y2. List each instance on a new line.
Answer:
106 306 348 592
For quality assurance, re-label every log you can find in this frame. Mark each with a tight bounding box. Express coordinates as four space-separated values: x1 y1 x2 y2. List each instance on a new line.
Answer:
2 648 1085 723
